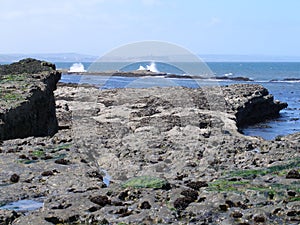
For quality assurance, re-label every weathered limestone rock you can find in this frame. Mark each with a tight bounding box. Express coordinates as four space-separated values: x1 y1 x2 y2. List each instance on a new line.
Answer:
0 80 296 224
0 58 61 140
222 84 288 126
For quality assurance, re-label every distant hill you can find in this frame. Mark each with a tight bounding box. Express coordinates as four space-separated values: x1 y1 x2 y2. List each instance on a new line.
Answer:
0 53 98 63
199 54 300 62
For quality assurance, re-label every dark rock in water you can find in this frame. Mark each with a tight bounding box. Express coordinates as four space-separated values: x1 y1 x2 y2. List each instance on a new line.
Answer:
283 78 300 81
165 74 194 79
216 76 253 81
112 71 167 77
0 58 61 140
224 84 288 126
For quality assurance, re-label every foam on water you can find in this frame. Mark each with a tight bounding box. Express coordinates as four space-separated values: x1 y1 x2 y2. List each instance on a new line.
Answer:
68 63 86 72
137 62 159 73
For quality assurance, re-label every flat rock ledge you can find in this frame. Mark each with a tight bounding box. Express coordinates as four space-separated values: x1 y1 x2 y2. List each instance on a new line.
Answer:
0 58 61 140
0 72 299 224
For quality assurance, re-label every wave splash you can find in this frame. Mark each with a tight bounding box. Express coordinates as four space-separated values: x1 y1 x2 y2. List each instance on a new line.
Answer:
137 62 159 73
69 63 86 72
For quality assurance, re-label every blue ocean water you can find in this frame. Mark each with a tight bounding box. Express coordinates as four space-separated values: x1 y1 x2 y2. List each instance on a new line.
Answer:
58 62 300 140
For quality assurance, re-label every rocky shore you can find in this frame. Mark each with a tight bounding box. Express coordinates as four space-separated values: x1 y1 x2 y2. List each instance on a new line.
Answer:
0 60 299 224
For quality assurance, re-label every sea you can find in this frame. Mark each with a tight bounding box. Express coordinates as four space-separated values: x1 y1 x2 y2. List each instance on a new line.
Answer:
26 62 300 140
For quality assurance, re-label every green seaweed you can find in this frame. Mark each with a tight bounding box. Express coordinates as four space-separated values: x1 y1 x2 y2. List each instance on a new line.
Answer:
226 158 300 179
208 177 300 203
32 150 45 157
122 176 168 189
0 74 26 83
208 179 249 192
289 196 300 202
0 92 23 101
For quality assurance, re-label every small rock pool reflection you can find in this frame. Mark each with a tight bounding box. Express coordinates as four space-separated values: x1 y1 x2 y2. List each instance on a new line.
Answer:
0 199 44 212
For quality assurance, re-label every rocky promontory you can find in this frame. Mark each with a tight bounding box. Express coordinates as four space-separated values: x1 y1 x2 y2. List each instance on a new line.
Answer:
0 62 299 224
0 58 61 140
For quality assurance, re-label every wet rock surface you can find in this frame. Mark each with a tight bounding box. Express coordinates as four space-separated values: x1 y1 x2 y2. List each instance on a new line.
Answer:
0 81 299 224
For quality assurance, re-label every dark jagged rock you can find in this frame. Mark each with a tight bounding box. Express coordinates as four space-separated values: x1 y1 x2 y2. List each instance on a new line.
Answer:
223 84 288 126
181 189 199 201
174 197 194 210
90 195 111 207
0 58 56 75
286 169 300 179
186 181 208 190
112 71 167 77
0 58 61 140
216 76 253 81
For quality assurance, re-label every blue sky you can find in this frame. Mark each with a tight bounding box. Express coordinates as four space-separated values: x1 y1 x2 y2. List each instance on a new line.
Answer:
1 0 300 57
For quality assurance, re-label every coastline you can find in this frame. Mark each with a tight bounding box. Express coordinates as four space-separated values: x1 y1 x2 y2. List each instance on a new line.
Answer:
59 70 253 82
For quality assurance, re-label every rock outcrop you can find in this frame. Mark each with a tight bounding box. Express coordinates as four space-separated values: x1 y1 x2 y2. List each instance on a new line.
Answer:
223 84 288 126
0 58 61 140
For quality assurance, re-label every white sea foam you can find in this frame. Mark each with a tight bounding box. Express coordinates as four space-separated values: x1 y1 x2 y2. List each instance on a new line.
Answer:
69 63 86 72
137 62 159 73
224 72 233 76
146 62 159 73
137 65 146 71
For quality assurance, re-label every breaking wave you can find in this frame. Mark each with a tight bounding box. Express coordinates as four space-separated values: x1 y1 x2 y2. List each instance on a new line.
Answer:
69 63 86 72
137 62 159 73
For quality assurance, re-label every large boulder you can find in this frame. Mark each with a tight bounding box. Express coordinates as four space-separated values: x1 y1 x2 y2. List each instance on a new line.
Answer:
0 58 61 140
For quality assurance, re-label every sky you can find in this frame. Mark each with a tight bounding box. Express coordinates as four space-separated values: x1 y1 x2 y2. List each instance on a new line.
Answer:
1 0 300 57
